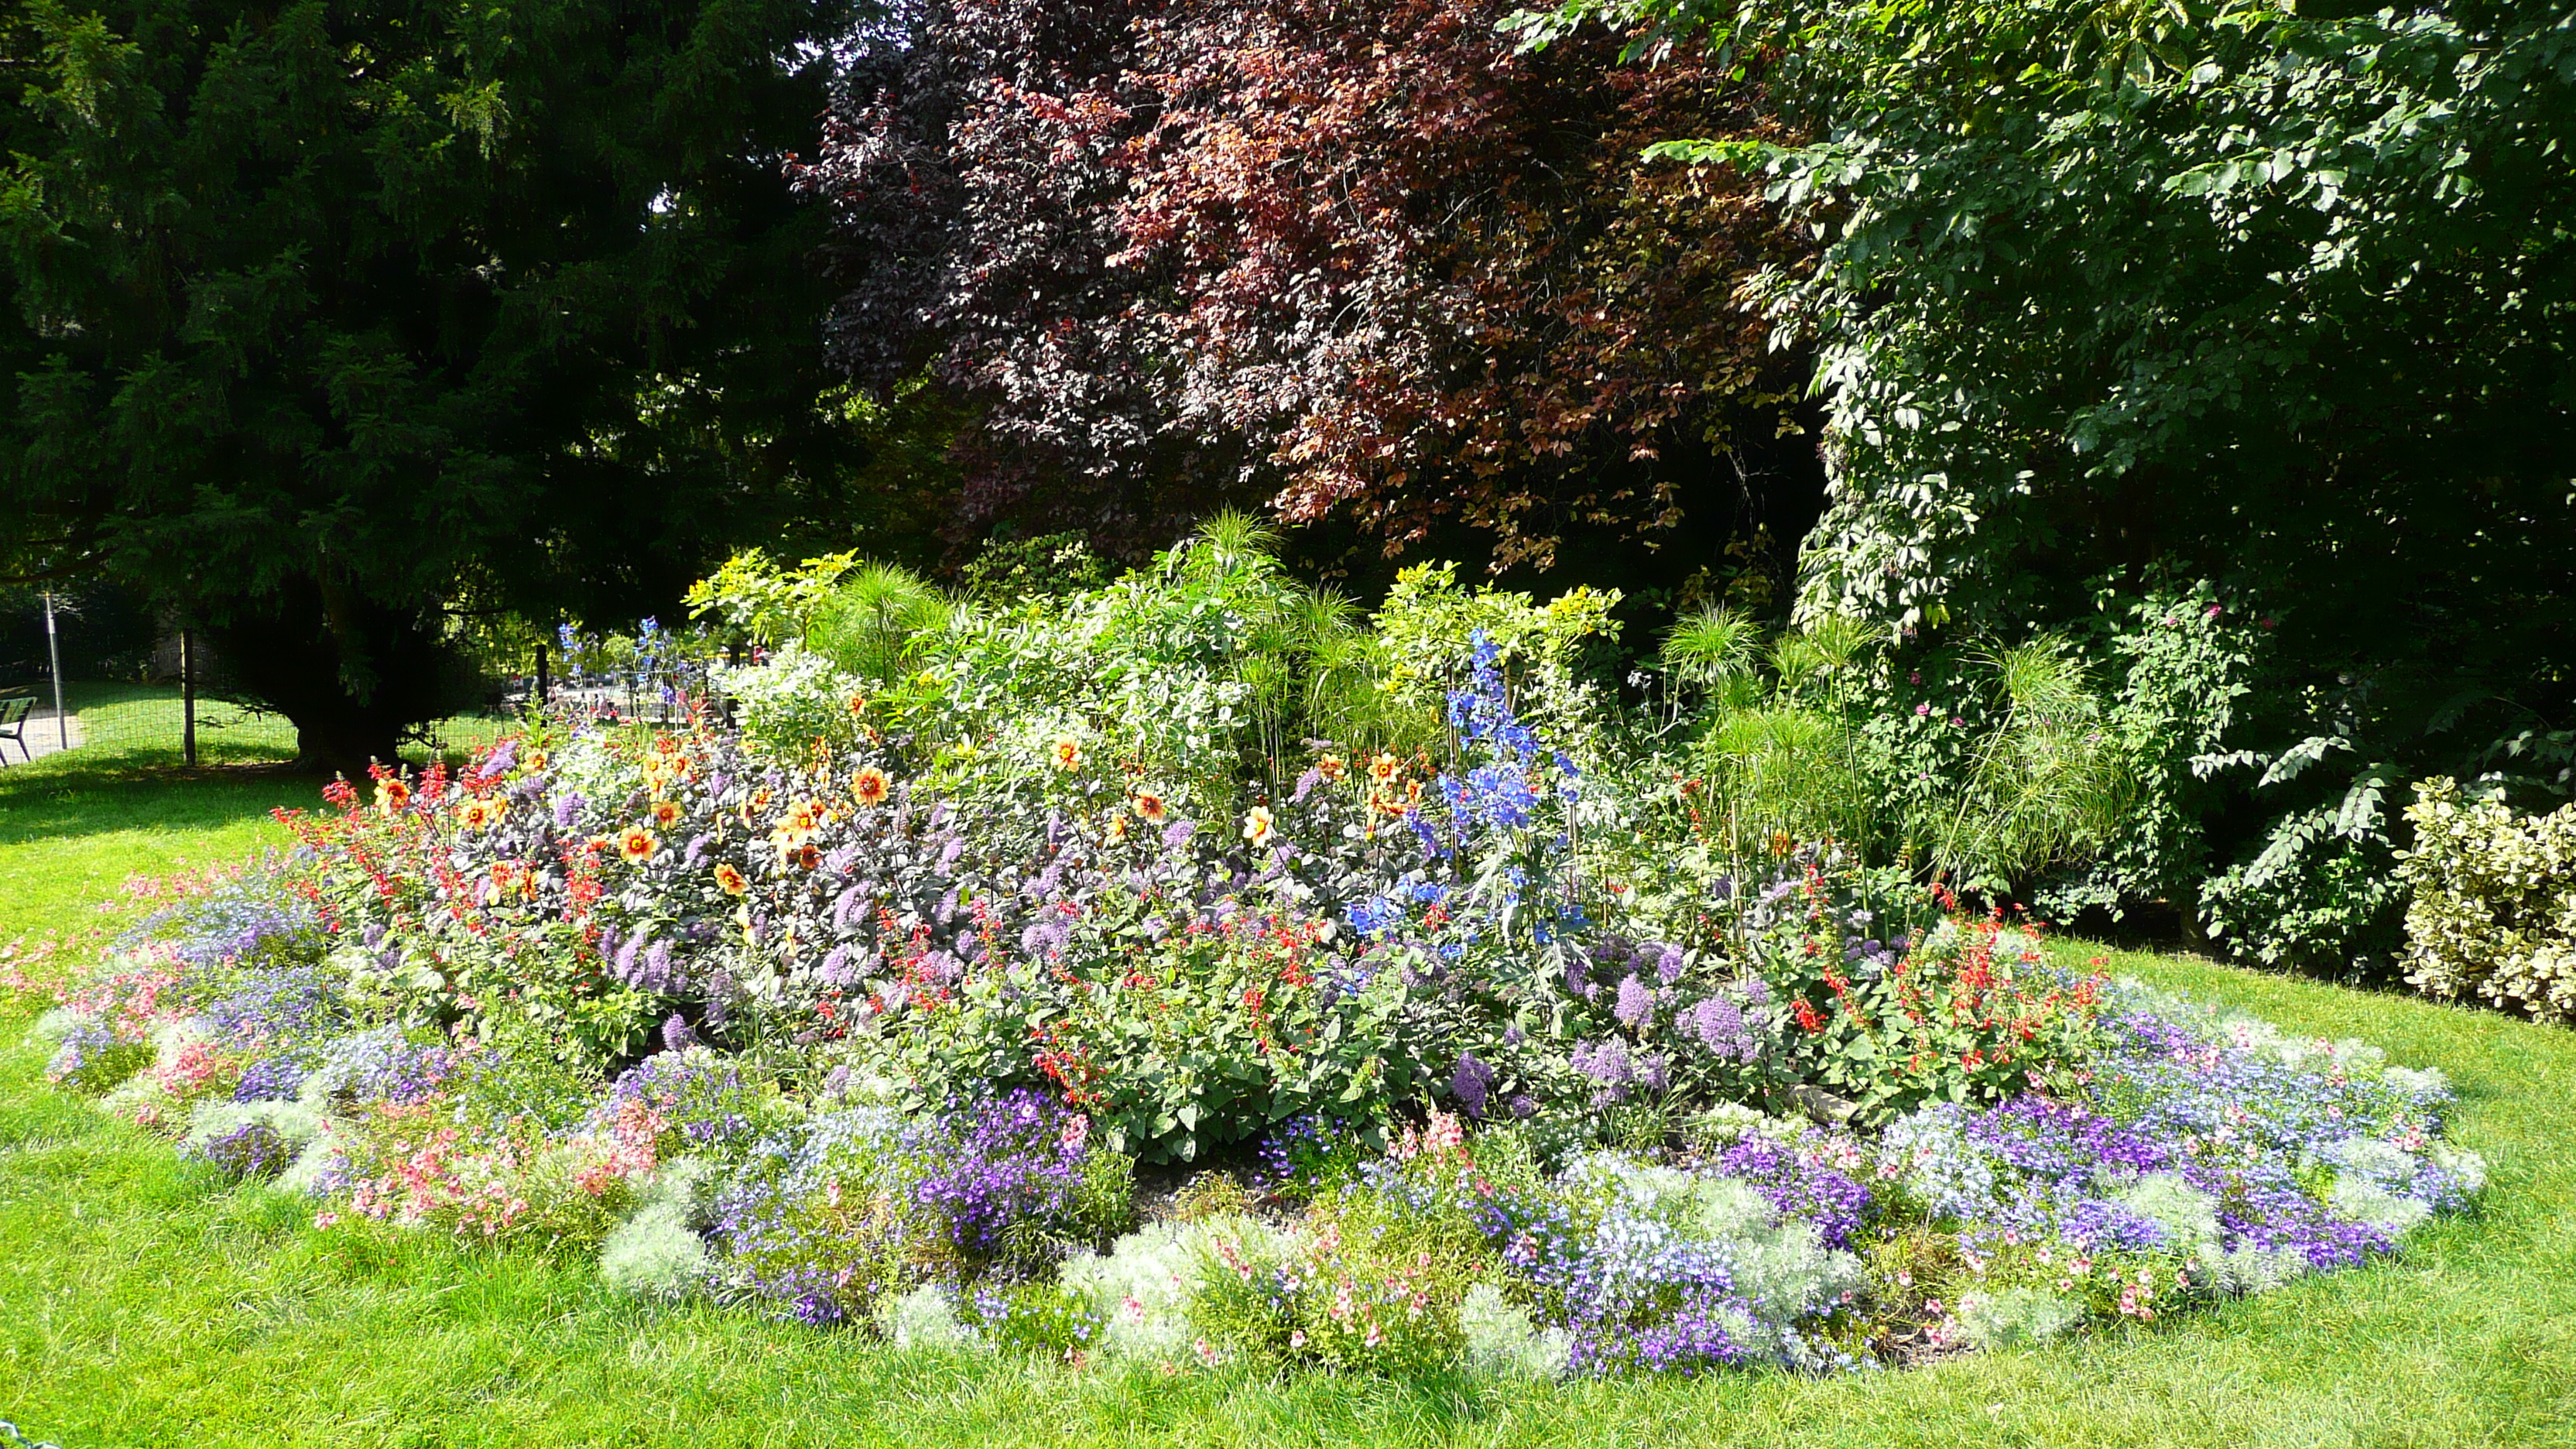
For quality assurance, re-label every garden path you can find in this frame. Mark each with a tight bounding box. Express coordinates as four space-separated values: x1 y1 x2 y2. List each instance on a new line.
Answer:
2 709 81 766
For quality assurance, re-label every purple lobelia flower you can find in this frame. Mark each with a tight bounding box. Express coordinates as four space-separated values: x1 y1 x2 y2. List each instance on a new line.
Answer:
1451 1052 1499 1118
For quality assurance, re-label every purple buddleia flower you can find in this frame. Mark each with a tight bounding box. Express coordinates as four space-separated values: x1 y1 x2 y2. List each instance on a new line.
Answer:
1615 975 1654 1029
1574 1038 1632 1084
614 924 649 984
1636 1051 1670 1092
472 739 516 782
1451 1052 1498 1118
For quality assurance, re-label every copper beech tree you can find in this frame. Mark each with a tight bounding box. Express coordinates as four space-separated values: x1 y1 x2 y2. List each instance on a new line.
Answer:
796 0 1815 571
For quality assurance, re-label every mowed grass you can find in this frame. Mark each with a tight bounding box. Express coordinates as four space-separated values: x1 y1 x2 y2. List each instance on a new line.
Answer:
0 758 2571 1447
0 740 319 945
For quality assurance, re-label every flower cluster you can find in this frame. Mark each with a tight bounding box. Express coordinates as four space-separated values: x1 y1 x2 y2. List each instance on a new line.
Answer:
183 1118 293 1181
29 611 2486 1385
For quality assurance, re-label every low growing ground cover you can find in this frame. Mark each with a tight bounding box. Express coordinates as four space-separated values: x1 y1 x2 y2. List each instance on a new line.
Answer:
0 759 2571 1446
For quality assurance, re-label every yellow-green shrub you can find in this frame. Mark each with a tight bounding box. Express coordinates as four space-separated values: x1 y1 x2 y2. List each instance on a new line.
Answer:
2398 778 2576 1023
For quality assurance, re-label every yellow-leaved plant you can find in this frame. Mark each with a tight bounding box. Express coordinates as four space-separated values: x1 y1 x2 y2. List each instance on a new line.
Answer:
2399 778 2576 1023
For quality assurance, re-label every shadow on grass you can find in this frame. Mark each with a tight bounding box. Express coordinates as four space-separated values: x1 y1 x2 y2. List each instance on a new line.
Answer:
0 745 327 848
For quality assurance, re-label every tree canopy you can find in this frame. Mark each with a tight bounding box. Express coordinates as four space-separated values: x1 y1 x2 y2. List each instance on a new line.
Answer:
798 0 1821 572
1519 0 2576 960
0 0 909 769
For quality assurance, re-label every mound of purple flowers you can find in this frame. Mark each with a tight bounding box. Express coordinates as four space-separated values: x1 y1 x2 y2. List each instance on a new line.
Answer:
184 1119 292 1181
1710 1130 1871 1252
600 1050 760 1151
904 1090 1098 1261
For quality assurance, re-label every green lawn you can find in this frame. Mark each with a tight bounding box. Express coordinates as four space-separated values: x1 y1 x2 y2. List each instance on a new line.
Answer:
1 758 2571 1447
0 740 320 946
9 680 519 783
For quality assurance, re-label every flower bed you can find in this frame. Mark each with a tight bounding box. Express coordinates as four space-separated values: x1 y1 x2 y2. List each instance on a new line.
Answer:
19 618 2483 1380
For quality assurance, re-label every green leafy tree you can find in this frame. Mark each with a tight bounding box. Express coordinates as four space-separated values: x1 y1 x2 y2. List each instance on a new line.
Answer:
0 0 910 770
1522 0 2575 959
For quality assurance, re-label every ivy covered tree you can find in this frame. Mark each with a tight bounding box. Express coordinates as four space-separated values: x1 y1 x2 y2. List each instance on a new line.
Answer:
1522 0 2576 964
797 0 1820 573
0 0 913 771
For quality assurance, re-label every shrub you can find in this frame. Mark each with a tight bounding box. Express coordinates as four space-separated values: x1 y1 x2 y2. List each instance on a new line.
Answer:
1743 880 2107 1122
715 642 873 759
178 1099 325 1183
707 1108 918 1324
1190 1202 1482 1375
2398 777 2576 1022
922 903 1420 1163
35 1009 151 1094
1057 1217 1279 1365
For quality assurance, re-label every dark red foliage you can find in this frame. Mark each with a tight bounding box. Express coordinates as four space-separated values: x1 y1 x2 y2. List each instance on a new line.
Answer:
794 0 1807 567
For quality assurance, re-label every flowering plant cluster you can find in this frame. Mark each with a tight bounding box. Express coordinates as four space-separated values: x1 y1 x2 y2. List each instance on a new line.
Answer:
22 545 2488 1383
1748 882 2113 1121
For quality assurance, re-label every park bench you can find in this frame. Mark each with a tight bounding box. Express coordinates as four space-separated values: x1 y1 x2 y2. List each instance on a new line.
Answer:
0 690 33 765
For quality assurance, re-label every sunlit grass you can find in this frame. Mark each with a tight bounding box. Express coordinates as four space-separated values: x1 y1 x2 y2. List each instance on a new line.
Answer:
8 681 518 774
0 759 2569 1447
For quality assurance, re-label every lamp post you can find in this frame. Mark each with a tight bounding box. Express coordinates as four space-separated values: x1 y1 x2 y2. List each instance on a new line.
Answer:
42 590 67 752
181 627 197 766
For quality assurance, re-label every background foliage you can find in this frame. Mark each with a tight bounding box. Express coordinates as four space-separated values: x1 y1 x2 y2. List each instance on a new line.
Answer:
1516 0 2576 964
796 0 1824 574
0 0 921 767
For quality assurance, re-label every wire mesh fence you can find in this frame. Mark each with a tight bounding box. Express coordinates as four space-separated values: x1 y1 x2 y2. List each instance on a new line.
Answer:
0 678 526 769
0 665 725 772
1 591 729 772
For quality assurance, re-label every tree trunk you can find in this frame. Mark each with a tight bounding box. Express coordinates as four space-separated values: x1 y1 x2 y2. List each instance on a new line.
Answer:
204 577 479 778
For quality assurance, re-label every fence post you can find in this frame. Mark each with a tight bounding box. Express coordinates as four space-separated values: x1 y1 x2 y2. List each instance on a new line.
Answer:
41 590 66 752
181 627 197 766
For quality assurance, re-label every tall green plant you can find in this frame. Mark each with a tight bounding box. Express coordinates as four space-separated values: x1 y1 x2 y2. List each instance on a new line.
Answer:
1663 609 2135 898
1927 641 2133 895
808 564 952 684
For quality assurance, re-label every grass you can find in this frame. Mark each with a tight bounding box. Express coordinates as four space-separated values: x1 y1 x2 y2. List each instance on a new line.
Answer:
12 680 519 778
0 759 2571 1447
0 740 319 945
